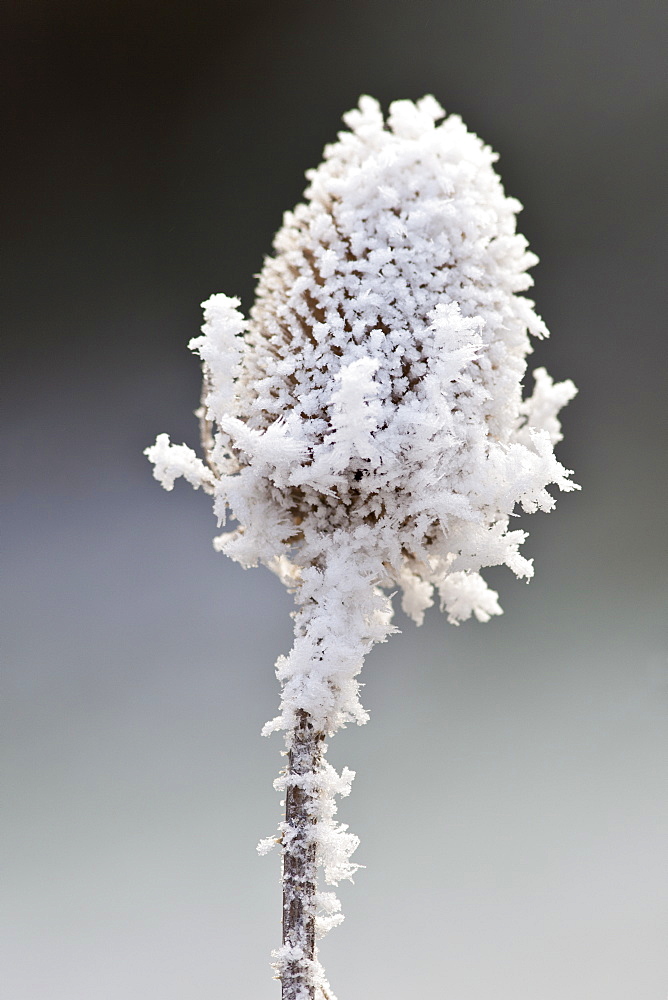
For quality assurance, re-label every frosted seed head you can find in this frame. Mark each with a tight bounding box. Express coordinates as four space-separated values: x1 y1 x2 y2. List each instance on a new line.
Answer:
145 99 579 961
147 95 578 625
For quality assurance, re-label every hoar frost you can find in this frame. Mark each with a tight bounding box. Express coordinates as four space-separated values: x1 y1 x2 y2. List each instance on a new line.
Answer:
146 95 578 998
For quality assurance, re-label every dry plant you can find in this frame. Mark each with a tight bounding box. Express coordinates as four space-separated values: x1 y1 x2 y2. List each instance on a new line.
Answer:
146 95 578 1000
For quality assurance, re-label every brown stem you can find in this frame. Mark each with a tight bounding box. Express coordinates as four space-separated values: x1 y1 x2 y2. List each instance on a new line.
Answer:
281 710 325 1000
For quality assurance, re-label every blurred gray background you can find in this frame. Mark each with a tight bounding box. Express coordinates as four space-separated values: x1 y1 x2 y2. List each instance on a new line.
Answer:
2 1 666 998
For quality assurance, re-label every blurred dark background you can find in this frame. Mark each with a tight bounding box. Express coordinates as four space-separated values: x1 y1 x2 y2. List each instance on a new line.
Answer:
2 2 666 998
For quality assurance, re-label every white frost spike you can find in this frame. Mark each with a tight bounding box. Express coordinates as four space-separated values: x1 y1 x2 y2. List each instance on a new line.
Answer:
189 293 247 421
439 571 503 625
329 357 382 464
146 95 579 1000
144 433 215 493
518 366 579 446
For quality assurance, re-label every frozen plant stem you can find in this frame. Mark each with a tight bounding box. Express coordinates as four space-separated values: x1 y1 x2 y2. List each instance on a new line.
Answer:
282 710 323 1000
146 95 579 999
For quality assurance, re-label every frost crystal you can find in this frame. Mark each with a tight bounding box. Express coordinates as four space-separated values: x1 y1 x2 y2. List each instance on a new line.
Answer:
146 95 578 998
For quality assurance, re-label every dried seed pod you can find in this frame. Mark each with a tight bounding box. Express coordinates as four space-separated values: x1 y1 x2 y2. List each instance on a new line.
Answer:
149 94 577 651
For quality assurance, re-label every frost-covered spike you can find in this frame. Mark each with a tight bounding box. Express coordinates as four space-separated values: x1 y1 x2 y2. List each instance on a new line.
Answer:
144 434 215 493
399 565 435 626
188 293 247 423
257 835 280 856
328 357 382 466
315 892 344 939
518 366 579 446
439 571 503 625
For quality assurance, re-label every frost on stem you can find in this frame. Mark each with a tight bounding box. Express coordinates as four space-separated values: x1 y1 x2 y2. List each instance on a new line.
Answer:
145 95 578 999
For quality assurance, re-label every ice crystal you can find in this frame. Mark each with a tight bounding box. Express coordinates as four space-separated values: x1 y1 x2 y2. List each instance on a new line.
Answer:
146 95 578 995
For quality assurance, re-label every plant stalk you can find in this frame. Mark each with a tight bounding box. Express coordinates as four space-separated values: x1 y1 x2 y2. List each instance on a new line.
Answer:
281 709 324 1000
